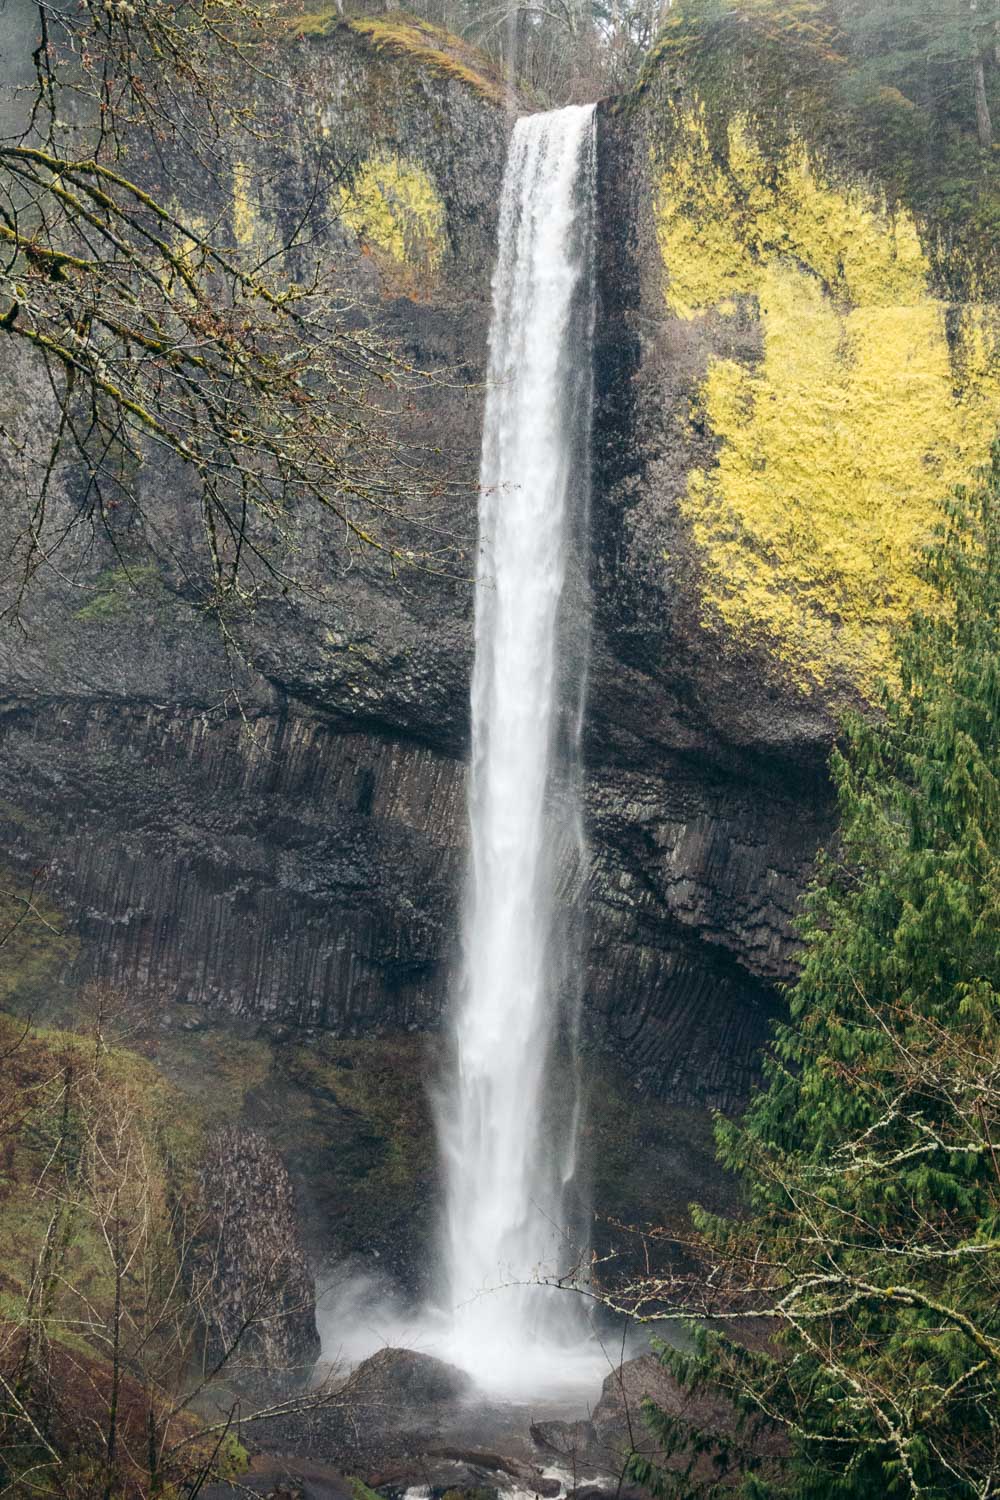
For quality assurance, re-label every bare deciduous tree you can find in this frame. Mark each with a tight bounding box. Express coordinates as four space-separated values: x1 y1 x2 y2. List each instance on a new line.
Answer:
0 0 462 626
0 998 356 1498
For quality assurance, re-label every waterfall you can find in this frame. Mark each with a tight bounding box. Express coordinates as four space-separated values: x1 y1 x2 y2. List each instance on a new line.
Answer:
436 103 597 1395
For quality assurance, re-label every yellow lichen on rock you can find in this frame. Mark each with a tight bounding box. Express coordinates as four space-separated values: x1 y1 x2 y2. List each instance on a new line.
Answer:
232 161 263 249
336 152 445 280
655 110 1000 696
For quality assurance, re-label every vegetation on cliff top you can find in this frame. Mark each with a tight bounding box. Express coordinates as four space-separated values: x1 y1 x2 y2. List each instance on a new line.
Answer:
347 13 507 103
289 7 507 101
624 446 1000 1495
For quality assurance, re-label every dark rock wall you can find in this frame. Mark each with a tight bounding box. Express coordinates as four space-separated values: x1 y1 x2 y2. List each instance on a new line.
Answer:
0 32 835 1124
0 30 842 1301
200 1125 320 1378
583 102 835 1098
0 698 463 1031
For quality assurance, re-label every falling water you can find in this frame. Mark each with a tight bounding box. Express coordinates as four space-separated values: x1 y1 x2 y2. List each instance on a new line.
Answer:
436 104 598 1396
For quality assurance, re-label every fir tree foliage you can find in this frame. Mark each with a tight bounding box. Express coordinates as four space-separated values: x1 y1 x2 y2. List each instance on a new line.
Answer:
633 447 1000 1496
837 0 1000 146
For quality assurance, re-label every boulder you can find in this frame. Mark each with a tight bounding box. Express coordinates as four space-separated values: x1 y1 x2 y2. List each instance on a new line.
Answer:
528 1420 599 1460
349 1348 476 1408
592 1353 682 1437
592 1352 786 1485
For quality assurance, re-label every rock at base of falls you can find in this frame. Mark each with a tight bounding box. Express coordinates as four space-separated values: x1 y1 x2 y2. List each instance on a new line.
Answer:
349 1347 477 1407
198 1125 320 1388
528 1420 598 1460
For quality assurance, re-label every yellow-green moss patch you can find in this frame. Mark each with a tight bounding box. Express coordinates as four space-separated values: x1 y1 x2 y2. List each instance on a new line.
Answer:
231 160 265 251
336 151 446 279
346 13 504 104
655 109 1000 697
73 564 162 623
289 10 504 103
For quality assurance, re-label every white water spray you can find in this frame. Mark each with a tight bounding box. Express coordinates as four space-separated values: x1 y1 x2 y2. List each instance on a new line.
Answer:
435 103 598 1395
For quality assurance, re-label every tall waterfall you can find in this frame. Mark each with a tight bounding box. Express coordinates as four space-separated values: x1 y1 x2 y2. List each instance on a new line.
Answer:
436 104 597 1395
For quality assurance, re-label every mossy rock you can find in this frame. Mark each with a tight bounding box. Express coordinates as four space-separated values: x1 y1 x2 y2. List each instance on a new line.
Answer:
291 9 506 105
73 565 164 624
0 1009 203 1328
0 874 78 1013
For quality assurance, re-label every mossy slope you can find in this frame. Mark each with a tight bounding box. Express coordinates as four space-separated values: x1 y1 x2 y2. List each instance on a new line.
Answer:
0 1010 201 1328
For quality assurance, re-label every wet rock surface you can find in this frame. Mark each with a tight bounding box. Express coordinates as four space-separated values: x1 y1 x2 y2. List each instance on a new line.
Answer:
202 1455 355 1500
0 24 836 1315
350 1349 476 1407
199 1126 321 1383
528 1421 598 1461
244 1350 781 1499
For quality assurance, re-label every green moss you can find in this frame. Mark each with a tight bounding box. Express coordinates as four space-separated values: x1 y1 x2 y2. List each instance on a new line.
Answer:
350 14 503 102
279 1034 434 1192
0 877 77 1013
261 1032 437 1267
154 1026 274 1129
585 1063 733 1235
73 564 162 623
349 1479 384 1500
0 1011 203 1320
290 10 505 104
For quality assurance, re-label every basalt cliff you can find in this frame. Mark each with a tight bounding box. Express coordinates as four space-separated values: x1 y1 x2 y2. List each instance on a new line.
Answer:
1 3 998 1293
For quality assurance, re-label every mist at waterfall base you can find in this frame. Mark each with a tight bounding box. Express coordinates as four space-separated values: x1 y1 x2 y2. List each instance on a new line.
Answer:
320 106 614 1403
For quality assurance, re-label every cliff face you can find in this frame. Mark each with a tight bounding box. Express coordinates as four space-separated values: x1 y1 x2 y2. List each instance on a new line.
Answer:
597 1 1000 711
0 14 813 1125
4 4 996 1282
583 0 1000 1104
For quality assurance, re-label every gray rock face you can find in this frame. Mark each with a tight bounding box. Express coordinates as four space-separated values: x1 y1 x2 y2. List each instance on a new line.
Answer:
0 32 836 1157
591 1351 785 1482
529 1419 599 1461
200 1126 320 1381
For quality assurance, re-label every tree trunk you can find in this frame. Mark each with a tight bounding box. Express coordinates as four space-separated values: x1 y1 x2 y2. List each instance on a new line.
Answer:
974 50 994 146
971 0 995 147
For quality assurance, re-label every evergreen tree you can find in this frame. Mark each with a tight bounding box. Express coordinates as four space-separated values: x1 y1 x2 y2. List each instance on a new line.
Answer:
837 0 1000 146
629 448 1000 1496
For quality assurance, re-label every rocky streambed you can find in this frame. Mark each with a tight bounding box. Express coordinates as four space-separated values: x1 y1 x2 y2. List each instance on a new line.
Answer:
204 1347 781 1500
